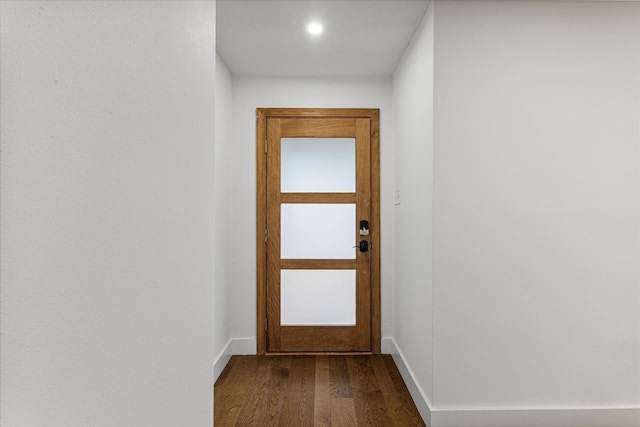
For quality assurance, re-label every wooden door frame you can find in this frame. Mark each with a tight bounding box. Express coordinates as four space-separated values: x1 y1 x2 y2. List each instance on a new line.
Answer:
256 108 381 355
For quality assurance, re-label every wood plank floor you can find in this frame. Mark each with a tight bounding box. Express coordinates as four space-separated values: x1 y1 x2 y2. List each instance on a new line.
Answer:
214 355 426 426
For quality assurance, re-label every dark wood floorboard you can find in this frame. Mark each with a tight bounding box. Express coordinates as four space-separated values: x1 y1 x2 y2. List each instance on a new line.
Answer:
215 355 426 427
329 356 353 398
281 356 316 425
314 355 331 427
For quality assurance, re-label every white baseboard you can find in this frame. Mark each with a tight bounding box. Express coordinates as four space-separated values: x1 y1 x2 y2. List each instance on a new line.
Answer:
430 408 640 427
213 339 232 383
381 336 396 354
213 338 257 383
382 337 640 427
231 337 256 355
382 337 433 424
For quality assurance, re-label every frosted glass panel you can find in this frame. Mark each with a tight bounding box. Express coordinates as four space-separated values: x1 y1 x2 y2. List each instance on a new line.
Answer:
281 270 356 325
281 138 355 192
281 204 355 259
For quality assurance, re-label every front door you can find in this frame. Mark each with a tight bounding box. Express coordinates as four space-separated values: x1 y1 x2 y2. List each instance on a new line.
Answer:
257 108 380 353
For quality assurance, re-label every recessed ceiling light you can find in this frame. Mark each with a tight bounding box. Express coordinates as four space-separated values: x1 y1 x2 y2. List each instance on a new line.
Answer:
307 22 323 35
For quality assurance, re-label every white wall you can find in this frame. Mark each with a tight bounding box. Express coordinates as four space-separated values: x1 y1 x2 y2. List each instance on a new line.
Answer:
230 76 394 349
0 2 216 426
432 0 640 423
390 0 435 419
213 55 233 380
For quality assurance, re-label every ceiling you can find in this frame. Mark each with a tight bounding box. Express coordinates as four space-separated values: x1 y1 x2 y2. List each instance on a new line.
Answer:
216 0 430 77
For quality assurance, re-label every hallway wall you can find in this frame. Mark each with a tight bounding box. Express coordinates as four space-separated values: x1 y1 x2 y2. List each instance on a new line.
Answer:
432 1 640 424
213 55 234 380
0 2 217 426
391 0 435 418
229 76 394 350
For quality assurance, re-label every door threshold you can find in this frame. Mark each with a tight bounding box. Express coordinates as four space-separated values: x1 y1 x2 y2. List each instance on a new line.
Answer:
265 351 374 356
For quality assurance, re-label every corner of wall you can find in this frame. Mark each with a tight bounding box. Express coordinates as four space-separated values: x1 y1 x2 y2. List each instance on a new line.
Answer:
383 338 433 425
213 339 233 383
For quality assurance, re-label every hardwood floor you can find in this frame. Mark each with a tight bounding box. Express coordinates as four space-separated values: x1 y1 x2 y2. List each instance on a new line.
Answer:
214 355 426 426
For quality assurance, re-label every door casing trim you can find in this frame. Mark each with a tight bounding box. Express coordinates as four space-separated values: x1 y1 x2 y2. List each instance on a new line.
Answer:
256 108 381 355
